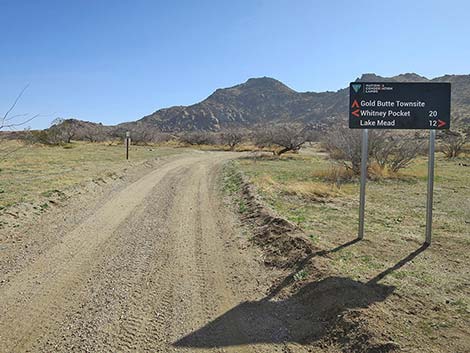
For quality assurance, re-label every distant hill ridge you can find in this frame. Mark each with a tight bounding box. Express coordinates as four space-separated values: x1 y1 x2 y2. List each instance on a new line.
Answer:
116 73 469 132
33 74 467 135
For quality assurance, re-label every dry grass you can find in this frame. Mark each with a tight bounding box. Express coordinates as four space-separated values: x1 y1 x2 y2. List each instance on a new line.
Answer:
242 152 343 201
311 161 413 183
311 164 356 185
0 140 183 209
284 181 340 199
255 174 340 201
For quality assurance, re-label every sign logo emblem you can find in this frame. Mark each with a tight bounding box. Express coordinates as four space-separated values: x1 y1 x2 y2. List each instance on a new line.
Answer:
352 83 362 93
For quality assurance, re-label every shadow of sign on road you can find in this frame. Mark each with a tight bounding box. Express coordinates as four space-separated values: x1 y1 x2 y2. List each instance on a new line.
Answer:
173 243 428 349
173 276 394 348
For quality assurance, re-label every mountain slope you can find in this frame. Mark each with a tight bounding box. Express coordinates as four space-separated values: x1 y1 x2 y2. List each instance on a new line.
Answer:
123 77 343 131
117 73 470 132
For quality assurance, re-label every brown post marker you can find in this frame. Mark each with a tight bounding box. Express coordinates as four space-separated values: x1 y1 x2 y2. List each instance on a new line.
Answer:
125 131 130 160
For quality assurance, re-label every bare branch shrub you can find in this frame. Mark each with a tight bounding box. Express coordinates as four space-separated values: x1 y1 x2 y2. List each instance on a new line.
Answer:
79 125 106 143
368 131 393 170
29 128 63 145
180 131 217 145
253 123 312 155
220 129 244 150
370 132 424 172
1 85 39 131
440 130 469 158
323 126 362 174
1 86 40 159
49 118 77 143
387 138 424 172
152 132 174 144
324 127 422 176
128 125 171 145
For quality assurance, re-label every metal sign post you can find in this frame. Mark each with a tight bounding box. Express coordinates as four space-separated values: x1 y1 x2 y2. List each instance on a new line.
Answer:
358 128 368 239
425 129 436 244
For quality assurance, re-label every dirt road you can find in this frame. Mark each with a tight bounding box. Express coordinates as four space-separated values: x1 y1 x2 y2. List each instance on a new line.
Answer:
0 152 308 353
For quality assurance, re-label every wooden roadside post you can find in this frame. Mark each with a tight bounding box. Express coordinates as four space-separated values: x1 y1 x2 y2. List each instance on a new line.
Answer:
125 131 131 160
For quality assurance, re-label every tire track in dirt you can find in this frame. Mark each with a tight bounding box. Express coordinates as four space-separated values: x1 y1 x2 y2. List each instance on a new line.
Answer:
102 166 191 353
35 164 192 352
193 161 297 353
164 162 212 350
193 162 260 353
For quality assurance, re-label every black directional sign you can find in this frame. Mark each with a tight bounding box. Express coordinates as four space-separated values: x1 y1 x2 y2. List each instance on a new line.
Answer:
349 82 451 129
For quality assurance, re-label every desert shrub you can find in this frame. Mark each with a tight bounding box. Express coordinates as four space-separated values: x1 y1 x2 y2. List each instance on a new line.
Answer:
78 126 107 143
324 127 423 176
439 129 469 158
386 137 424 172
369 131 394 170
370 132 424 173
219 129 244 150
28 118 80 145
323 127 362 174
50 118 77 143
252 123 313 155
129 126 174 145
29 129 64 145
180 131 217 145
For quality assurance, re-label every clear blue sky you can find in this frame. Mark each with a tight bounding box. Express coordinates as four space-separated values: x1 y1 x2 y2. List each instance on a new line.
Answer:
1 0 469 129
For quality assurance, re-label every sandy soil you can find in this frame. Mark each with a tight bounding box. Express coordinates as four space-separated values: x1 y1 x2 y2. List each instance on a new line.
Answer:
0 151 315 353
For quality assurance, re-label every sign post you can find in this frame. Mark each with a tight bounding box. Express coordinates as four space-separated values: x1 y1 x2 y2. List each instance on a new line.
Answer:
358 128 368 240
425 129 436 244
349 82 450 244
125 131 131 160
